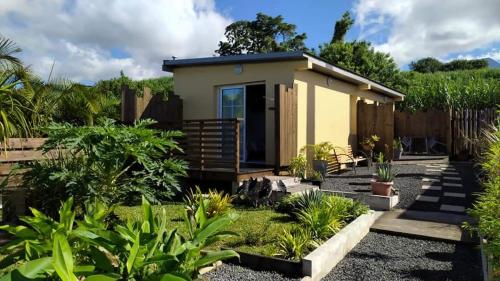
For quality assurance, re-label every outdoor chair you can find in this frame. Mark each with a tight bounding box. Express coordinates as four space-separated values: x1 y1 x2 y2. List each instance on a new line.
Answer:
426 137 447 154
401 136 412 154
329 145 367 174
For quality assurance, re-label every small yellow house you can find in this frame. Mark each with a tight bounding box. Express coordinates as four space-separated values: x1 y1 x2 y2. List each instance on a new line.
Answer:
162 51 404 179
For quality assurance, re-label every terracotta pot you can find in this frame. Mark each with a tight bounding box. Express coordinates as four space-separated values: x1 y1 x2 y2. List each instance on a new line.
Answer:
362 144 372 152
370 180 393 196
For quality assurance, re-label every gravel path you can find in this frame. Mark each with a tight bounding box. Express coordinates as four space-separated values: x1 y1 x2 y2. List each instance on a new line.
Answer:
323 232 482 281
205 232 482 281
205 264 300 281
322 165 426 208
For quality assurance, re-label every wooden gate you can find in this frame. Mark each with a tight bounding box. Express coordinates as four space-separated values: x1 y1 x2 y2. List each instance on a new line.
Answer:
274 84 298 171
357 100 395 156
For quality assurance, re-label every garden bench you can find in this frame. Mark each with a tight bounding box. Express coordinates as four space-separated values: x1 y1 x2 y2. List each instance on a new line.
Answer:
328 145 367 174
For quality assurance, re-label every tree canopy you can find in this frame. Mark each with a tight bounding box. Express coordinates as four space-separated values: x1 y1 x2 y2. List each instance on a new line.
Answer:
216 13 307 56
410 57 488 73
331 11 354 44
319 12 403 88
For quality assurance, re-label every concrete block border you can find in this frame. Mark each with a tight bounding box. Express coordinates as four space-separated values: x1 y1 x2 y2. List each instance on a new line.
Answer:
302 211 382 281
480 236 494 281
218 211 382 280
323 190 399 210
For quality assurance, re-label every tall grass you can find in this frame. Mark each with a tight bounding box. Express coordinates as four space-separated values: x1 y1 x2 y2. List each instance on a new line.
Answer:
399 69 500 112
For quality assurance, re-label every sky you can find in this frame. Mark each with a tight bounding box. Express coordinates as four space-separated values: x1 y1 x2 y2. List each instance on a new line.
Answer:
1 0 500 83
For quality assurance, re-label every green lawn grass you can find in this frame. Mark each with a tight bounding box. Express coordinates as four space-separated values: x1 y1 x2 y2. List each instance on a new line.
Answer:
114 204 298 257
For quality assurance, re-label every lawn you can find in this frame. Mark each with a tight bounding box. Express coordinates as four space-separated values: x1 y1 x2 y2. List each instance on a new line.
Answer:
114 203 299 257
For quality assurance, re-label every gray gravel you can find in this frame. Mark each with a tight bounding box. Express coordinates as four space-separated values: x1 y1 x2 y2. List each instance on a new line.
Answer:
322 165 426 208
324 232 482 281
205 264 300 281
205 232 482 281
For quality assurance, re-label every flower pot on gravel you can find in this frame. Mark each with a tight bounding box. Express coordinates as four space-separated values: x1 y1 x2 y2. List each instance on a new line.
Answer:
371 180 393 196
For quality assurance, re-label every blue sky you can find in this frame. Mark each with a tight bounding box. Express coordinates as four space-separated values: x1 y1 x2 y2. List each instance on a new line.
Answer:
215 0 360 49
1 0 499 82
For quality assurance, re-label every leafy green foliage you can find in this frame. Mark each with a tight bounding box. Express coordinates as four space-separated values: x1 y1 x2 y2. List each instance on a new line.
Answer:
297 203 343 241
410 57 488 73
24 119 187 216
465 121 500 276
301 142 334 161
216 13 307 56
399 69 500 111
0 196 238 280
276 227 314 260
375 163 396 182
331 11 354 44
288 154 308 179
319 40 403 88
184 186 233 219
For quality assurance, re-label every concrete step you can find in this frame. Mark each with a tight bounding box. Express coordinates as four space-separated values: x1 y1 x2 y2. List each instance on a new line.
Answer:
286 184 318 194
370 210 476 244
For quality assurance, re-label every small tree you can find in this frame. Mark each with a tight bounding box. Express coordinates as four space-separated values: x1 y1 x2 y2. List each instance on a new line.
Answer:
216 13 307 56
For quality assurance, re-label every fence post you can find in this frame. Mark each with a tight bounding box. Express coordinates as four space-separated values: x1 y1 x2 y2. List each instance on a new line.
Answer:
235 120 240 174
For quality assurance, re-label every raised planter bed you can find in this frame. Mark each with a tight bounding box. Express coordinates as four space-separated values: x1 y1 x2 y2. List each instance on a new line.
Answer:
223 211 382 280
323 190 399 211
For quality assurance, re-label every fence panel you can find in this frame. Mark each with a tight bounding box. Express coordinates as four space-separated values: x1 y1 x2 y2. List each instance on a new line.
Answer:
452 108 498 157
181 119 240 173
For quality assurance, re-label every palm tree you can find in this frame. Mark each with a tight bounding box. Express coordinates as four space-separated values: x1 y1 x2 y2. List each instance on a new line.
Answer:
0 36 33 145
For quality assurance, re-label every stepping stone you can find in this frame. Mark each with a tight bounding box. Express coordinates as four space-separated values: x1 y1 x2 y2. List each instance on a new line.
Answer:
423 177 440 182
426 169 442 172
443 192 466 198
443 171 459 176
440 204 465 213
416 195 440 203
443 176 461 181
443 182 463 188
442 168 457 171
422 185 442 191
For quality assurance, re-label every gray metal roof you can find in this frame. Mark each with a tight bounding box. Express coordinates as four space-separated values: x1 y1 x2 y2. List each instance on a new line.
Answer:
162 51 405 99
162 51 306 71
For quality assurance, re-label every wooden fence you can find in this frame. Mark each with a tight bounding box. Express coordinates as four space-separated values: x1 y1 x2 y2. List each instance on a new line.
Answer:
121 86 183 129
394 108 497 157
395 109 452 153
181 119 240 173
452 108 498 157
357 100 395 157
0 138 48 221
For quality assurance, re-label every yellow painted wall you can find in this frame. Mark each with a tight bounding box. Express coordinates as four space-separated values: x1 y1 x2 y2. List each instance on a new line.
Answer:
172 60 308 164
294 70 389 157
172 59 392 165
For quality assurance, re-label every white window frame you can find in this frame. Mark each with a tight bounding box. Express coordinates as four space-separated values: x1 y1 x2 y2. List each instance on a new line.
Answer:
218 85 246 162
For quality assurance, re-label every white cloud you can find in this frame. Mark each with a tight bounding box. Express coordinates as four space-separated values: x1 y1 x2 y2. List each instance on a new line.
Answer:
0 0 231 82
455 49 500 62
353 0 500 65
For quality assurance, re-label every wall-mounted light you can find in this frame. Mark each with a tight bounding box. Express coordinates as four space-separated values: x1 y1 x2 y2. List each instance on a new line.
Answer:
327 77 334 86
234 64 243 75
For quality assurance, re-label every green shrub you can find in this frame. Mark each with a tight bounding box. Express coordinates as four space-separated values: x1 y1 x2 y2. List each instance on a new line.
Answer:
300 142 334 161
275 193 301 215
276 227 315 260
24 118 187 216
465 122 500 277
0 196 238 280
296 189 325 211
288 154 308 179
184 186 233 219
297 204 343 241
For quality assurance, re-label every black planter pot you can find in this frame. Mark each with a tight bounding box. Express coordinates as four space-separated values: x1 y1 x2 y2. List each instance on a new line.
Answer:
393 148 403 160
311 180 322 188
312 160 328 176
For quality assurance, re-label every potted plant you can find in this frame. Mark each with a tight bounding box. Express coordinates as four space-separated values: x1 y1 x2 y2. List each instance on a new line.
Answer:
360 135 380 153
308 170 323 188
371 164 396 196
393 138 403 160
301 142 334 176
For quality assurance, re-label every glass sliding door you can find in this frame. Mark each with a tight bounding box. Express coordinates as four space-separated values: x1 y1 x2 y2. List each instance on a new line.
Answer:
219 86 245 161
